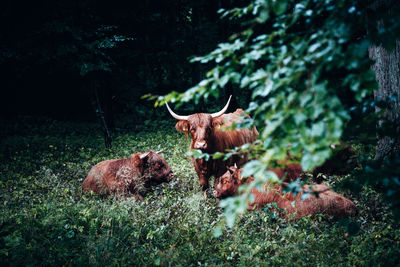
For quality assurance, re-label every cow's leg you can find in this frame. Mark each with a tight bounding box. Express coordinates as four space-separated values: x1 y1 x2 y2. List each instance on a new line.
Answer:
192 157 210 192
199 175 209 191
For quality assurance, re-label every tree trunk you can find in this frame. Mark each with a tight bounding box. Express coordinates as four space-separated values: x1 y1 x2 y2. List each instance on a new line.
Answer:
88 74 113 148
369 40 400 160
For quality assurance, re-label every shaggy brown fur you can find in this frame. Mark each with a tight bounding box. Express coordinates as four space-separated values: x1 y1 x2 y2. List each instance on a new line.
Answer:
175 109 258 190
269 162 304 182
214 166 357 220
82 150 173 199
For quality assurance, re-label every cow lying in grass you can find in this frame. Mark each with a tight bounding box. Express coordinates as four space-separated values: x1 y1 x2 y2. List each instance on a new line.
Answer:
213 165 357 220
82 150 174 199
272 144 358 183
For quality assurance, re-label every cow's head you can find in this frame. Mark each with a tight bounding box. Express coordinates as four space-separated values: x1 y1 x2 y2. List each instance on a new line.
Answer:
135 150 174 185
166 96 232 150
213 164 241 199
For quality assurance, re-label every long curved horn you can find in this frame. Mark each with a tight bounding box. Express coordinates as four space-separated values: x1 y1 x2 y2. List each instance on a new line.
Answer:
165 102 189 121
139 151 150 159
211 95 232 118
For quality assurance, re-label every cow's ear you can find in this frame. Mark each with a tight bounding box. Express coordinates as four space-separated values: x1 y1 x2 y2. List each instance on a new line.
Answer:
229 165 237 173
176 121 189 134
212 117 224 128
133 151 151 166
133 153 143 166
234 171 242 183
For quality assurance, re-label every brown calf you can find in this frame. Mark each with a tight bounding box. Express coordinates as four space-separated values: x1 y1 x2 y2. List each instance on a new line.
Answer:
82 150 173 199
213 166 357 220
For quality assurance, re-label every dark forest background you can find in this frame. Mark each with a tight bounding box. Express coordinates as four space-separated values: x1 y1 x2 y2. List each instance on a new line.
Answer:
0 0 243 124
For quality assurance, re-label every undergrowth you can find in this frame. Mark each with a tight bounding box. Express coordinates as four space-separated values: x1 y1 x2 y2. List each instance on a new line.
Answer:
0 117 399 266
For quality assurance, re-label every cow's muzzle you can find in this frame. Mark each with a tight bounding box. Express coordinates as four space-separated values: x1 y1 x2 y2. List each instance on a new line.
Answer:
193 140 207 150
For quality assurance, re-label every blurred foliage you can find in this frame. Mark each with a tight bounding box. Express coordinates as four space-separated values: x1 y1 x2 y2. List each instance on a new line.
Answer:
159 0 400 224
0 118 400 265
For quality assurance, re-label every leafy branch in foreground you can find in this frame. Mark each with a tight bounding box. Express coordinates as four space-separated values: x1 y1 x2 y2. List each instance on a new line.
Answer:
159 0 400 225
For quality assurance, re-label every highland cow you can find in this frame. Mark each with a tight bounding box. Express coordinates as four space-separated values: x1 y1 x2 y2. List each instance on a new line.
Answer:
82 150 173 199
214 166 357 220
166 96 258 191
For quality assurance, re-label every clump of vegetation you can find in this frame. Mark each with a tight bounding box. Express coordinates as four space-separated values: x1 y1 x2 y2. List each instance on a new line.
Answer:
159 0 400 226
0 118 399 266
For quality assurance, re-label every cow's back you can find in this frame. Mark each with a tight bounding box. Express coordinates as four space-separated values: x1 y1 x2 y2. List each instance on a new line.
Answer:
82 159 118 193
212 109 258 152
82 158 137 194
249 183 357 219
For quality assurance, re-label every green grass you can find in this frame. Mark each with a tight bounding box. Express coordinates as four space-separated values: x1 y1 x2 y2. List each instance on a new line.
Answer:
0 117 399 266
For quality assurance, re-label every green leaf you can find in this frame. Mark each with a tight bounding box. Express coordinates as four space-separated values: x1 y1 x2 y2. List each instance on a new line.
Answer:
242 160 264 178
212 152 224 160
213 226 223 238
271 0 288 16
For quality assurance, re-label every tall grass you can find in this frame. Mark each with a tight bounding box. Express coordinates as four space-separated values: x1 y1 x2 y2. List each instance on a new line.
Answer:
0 117 399 266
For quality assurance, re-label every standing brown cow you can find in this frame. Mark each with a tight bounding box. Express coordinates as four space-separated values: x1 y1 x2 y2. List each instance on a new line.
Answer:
214 166 357 220
166 96 258 191
82 150 174 200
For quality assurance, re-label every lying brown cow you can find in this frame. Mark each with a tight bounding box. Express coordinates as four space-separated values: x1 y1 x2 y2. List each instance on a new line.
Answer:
273 145 357 184
82 150 174 199
166 96 258 191
213 166 357 220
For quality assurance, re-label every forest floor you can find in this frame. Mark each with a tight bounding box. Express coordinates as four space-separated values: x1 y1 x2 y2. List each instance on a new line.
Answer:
0 116 399 266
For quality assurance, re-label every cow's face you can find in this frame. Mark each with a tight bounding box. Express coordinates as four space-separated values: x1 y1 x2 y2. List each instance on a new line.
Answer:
176 114 214 150
213 166 240 199
166 95 233 151
139 150 174 185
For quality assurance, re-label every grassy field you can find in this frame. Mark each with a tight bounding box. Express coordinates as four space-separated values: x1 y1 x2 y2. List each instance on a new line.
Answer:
0 117 399 266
